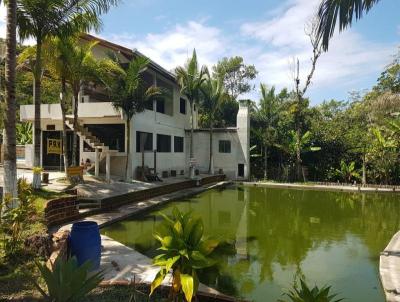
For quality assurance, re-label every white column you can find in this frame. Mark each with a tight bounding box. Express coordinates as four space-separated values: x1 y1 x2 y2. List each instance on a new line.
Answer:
237 103 250 180
95 148 99 177
106 152 110 182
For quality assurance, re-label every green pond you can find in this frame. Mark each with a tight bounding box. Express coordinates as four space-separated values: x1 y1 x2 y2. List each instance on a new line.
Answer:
101 185 400 301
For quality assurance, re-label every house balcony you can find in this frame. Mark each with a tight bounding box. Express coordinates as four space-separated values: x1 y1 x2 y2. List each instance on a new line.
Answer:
20 102 122 122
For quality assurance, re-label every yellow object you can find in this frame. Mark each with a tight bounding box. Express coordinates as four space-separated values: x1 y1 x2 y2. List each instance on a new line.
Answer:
67 166 83 177
47 139 62 154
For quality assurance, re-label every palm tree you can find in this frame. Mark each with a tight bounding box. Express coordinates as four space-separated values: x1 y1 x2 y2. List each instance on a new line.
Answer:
200 70 225 174
16 0 119 185
254 84 280 179
3 0 18 203
317 0 381 51
111 56 161 180
58 39 118 166
175 50 207 178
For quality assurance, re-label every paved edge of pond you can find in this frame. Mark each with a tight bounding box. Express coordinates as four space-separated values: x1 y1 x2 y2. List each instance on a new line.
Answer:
54 180 233 233
240 181 400 193
99 235 242 302
380 231 400 302
53 180 239 301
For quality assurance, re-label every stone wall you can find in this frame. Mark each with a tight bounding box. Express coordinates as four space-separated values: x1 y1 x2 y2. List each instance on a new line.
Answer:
47 230 70 268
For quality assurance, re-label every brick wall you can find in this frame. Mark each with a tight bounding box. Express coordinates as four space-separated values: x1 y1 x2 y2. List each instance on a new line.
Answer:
45 196 79 227
45 175 226 227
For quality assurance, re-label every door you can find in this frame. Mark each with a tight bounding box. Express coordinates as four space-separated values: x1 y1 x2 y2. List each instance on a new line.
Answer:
238 163 244 178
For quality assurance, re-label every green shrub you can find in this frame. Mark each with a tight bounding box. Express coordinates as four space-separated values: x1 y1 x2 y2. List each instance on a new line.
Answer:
151 207 219 302
279 279 343 302
0 178 35 259
33 257 103 302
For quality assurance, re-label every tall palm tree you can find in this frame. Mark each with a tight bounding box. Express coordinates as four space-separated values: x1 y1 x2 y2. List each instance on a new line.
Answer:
200 70 225 174
175 50 206 178
57 38 119 166
16 0 119 186
317 0 381 51
3 0 18 203
111 56 161 180
254 84 280 179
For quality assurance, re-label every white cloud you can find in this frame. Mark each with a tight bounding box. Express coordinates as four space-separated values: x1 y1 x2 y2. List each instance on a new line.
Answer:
105 21 228 72
239 0 395 102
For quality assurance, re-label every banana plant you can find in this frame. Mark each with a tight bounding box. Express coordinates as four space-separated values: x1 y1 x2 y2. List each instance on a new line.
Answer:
334 160 361 183
279 278 343 302
32 257 103 302
151 207 219 302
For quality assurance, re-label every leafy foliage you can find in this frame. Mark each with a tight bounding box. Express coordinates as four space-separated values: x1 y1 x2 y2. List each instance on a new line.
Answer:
33 257 103 302
279 278 343 302
334 160 360 183
0 178 35 259
151 208 219 302
16 122 32 144
212 56 257 100
317 0 381 51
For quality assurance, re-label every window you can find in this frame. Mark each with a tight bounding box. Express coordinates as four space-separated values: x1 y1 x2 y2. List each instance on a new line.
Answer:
143 72 155 110
157 78 173 115
136 131 153 152
180 98 186 114
219 140 231 153
174 136 184 152
156 99 165 113
157 134 171 152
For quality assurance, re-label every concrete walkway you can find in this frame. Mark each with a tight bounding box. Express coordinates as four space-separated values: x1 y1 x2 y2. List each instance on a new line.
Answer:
380 231 400 302
99 235 226 298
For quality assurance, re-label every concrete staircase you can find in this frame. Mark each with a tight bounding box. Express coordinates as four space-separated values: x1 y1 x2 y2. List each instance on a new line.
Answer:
65 117 118 153
65 117 118 178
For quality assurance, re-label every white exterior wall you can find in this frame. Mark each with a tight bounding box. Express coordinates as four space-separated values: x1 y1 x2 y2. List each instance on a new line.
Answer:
189 131 247 179
130 73 192 178
237 104 250 179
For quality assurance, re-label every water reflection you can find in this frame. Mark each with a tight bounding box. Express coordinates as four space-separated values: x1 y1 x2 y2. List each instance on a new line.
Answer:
102 185 400 302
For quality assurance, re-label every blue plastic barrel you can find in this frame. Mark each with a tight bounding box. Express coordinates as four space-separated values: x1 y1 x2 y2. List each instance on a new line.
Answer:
70 221 101 271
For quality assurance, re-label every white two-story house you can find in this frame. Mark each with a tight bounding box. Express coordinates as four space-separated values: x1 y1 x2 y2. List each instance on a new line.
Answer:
20 34 250 180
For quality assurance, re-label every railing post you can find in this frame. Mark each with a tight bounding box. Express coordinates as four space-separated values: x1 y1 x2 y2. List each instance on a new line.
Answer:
106 152 110 183
95 148 99 177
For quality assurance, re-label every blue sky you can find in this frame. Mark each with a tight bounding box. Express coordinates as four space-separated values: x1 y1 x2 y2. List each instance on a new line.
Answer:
1 0 399 104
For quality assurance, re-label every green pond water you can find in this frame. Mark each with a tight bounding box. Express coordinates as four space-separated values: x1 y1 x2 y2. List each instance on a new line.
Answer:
101 185 400 301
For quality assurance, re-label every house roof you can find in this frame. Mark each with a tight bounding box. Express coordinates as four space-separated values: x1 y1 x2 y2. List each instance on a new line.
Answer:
80 33 177 83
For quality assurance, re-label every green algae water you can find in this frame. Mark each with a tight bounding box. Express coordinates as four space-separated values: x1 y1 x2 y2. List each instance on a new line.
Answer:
101 185 400 301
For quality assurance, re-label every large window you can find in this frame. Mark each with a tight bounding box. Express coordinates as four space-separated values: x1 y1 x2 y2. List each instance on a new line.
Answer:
219 140 231 153
156 99 165 113
136 131 153 152
180 98 186 114
174 136 184 153
157 78 173 115
143 71 154 110
157 134 171 152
